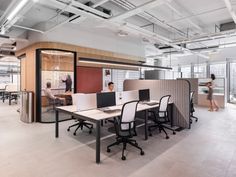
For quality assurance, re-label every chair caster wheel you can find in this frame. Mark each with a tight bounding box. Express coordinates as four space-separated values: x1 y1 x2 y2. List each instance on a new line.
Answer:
89 130 92 134
121 156 126 160
166 136 169 139
173 132 176 135
73 132 76 136
149 133 152 137
140 151 144 155
67 128 70 132
196 120 198 122
107 149 111 153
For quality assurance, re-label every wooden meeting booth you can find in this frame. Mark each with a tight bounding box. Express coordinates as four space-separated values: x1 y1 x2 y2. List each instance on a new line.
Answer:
16 42 144 123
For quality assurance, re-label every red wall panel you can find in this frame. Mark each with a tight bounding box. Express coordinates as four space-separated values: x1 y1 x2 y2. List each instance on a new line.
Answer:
76 66 102 93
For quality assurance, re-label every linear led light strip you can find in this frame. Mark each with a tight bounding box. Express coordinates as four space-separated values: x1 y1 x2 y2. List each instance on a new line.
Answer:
78 58 172 70
78 60 139 69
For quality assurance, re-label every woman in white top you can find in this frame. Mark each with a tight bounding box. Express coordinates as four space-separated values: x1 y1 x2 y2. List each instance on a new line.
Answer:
207 74 219 111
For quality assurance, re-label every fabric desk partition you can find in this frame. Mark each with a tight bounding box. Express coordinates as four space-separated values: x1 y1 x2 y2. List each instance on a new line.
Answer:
177 78 198 104
124 79 191 129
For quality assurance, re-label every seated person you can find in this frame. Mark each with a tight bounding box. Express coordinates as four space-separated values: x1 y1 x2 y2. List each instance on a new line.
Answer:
44 82 65 106
107 82 115 92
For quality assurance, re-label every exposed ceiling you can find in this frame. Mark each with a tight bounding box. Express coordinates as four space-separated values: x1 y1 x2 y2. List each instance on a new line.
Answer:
1 0 236 61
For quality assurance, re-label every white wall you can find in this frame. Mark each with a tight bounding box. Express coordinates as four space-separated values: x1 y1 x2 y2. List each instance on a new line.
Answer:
18 23 145 60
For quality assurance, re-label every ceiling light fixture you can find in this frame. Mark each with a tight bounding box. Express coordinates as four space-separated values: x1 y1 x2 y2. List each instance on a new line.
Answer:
78 58 172 70
7 0 29 21
219 43 236 49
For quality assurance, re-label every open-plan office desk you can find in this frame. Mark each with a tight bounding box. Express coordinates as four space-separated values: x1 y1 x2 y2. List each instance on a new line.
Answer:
55 102 173 164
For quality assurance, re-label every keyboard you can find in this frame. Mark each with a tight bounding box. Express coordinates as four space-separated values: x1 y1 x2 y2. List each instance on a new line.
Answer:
146 102 159 106
140 100 159 105
98 107 121 113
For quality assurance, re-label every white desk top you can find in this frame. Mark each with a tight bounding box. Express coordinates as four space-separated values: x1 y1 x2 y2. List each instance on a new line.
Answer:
56 105 77 113
57 101 173 121
73 103 160 121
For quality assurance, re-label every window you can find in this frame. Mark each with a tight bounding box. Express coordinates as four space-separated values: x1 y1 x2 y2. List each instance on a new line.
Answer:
210 63 226 78
194 64 206 78
112 69 140 92
181 66 191 78
0 60 20 84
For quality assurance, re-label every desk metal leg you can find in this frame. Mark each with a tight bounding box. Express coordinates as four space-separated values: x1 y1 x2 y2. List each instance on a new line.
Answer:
55 110 59 138
169 104 174 127
96 120 101 164
145 110 148 140
2 92 5 103
9 93 11 105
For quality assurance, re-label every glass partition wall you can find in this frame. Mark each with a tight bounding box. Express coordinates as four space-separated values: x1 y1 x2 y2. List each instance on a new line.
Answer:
36 49 76 123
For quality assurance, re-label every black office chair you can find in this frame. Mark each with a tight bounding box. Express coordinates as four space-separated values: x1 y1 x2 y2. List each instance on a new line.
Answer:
67 94 93 135
45 96 63 112
148 95 175 139
190 91 198 123
107 101 144 160
67 119 93 135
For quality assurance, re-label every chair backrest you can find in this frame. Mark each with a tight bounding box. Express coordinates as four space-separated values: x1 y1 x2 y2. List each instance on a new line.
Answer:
190 91 195 113
120 101 139 130
159 95 171 112
190 91 194 102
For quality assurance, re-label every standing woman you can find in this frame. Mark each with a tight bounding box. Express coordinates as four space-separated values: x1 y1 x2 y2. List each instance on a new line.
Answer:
207 74 219 111
62 74 72 92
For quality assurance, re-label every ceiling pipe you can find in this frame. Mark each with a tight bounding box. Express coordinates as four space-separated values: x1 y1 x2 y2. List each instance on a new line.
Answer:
172 28 236 44
92 0 110 8
12 24 44 34
39 0 209 59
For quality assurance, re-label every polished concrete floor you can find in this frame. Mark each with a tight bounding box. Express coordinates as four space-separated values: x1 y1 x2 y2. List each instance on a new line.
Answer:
0 102 236 177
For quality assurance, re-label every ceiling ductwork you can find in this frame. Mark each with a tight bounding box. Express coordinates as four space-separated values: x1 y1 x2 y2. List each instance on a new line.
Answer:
84 1 112 16
220 21 236 32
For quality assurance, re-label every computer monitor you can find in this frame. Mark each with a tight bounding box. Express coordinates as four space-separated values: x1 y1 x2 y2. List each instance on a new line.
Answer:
96 92 116 108
139 89 150 102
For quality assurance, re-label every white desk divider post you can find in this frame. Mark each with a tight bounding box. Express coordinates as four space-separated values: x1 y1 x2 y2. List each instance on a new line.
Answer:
75 93 97 111
117 90 139 105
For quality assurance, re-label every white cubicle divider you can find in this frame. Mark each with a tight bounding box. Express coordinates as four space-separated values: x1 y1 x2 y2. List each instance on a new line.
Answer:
115 90 139 105
6 84 18 91
124 79 191 129
0 84 7 90
72 93 97 111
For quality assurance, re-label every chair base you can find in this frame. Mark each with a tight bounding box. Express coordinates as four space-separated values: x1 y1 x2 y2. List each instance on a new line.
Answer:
190 113 198 124
148 123 176 139
107 137 144 160
67 120 93 135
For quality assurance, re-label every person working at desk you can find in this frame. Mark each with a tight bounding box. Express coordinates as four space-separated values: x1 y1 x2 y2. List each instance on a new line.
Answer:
44 82 65 105
62 74 72 92
107 82 115 92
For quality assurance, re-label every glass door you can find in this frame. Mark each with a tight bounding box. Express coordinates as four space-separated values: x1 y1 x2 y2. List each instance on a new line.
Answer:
36 49 76 123
229 62 236 103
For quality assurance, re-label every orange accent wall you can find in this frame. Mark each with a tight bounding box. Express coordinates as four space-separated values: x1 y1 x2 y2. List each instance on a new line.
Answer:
76 66 102 93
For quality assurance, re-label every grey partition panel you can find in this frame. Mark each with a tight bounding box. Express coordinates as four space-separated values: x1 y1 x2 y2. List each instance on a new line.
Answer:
124 79 190 129
177 78 198 104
